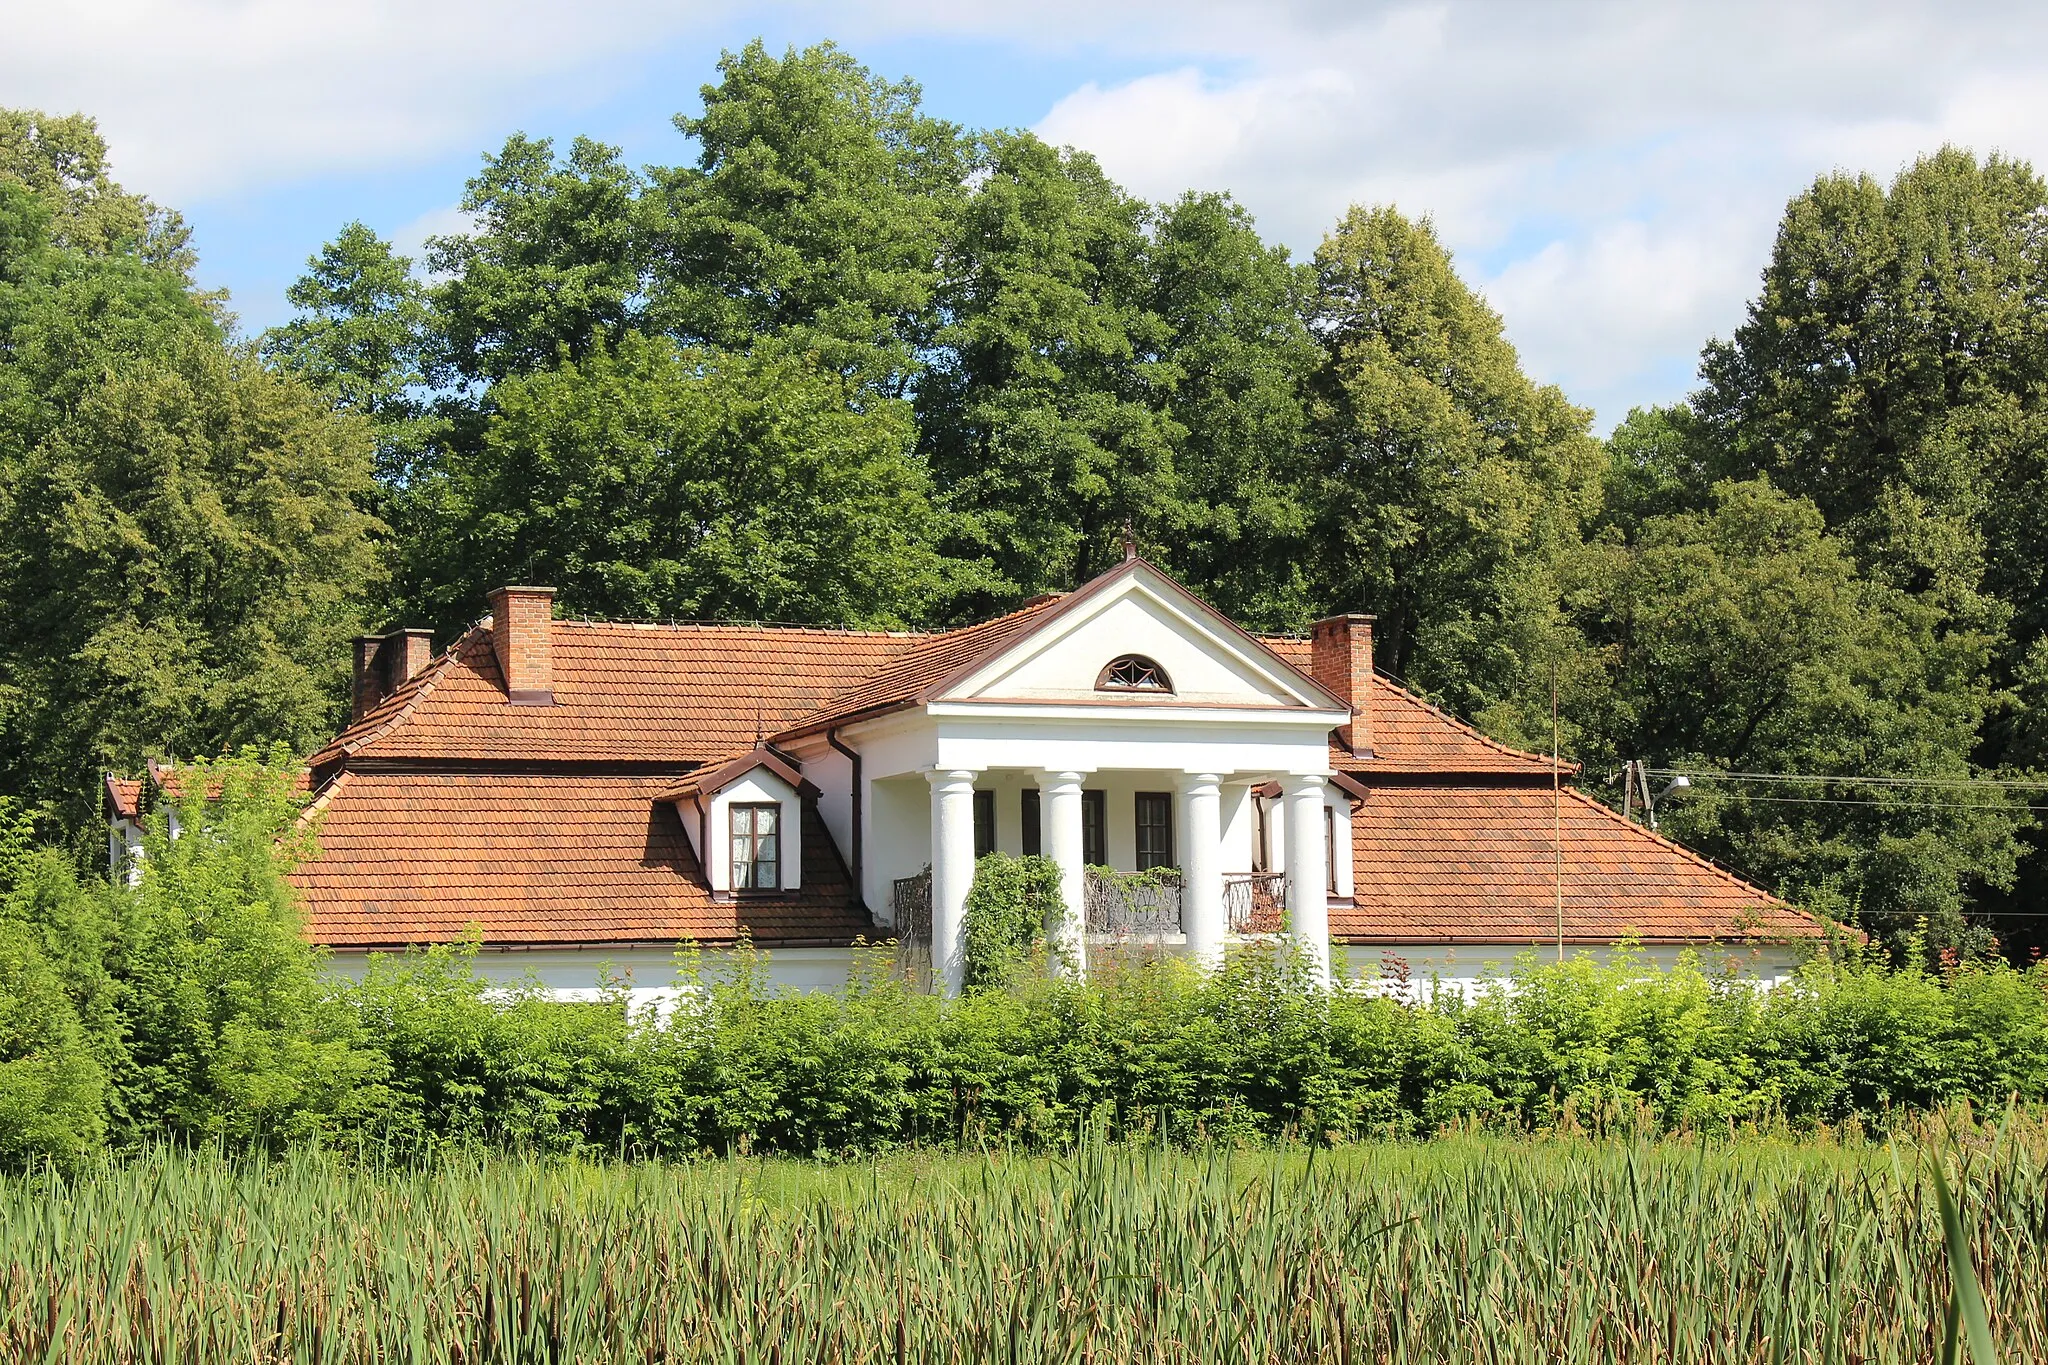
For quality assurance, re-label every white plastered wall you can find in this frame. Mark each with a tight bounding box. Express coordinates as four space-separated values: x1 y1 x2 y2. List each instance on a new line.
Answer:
1256 788 1356 895
1336 941 1809 1001
804 743 853 869
324 945 867 1014
1219 784 1257 873
108 818 144 887
867 773 932 926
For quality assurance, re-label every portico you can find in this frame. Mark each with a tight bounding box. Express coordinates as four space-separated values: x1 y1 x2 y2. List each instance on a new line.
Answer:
912 764 1334 990
776 555 1359 994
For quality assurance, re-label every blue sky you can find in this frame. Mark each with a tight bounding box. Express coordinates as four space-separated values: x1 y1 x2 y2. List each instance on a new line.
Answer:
12 0 2048 430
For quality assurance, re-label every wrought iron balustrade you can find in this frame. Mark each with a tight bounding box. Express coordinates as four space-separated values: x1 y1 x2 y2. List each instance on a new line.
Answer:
892 869 932 947
1223 872 1287 934
1084 868 1183 936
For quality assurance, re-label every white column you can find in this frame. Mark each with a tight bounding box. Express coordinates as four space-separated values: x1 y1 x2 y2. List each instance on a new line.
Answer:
1039 771 1089 979
927 768 980 996
1283 774 1331 987
1179 773 1225 969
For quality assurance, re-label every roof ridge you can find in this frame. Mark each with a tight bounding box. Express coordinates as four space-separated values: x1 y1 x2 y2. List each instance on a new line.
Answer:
553 617 923 638
296 768 351 833
309 627 478 767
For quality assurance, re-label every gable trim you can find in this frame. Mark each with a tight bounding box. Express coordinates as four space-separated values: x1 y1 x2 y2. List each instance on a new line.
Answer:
938 557 1352 713
656 747 819 804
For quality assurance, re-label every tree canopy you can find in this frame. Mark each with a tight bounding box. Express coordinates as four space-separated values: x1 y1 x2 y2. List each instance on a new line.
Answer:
0 125 382 833
6 59 2048 961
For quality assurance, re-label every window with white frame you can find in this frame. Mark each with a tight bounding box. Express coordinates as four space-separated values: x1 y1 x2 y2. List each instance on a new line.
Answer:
730 802 781 891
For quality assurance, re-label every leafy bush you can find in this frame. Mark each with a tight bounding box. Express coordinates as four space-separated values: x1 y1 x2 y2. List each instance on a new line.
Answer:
0 799 118 1167
960 852 1064 989
0 913 108 1168
114 748 387 1143
0 750 388 1168
310 939 2048 1158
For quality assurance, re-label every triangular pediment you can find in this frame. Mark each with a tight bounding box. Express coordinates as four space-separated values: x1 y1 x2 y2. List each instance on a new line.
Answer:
938 561 1343 711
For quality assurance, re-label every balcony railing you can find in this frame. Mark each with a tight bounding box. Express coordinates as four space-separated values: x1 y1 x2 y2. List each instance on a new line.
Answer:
1084 868 1183 936
892 869 933 947
1223 872 1286 934
898 865 1284 949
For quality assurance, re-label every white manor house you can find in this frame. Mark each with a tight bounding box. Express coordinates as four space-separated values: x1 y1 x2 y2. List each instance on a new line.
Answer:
108 554 1821 1004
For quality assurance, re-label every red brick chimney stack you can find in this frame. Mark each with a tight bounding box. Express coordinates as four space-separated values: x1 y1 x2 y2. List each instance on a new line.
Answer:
352 636 387 722
351 628 439 721
1309 613 1375 757
394 628 434 683
488 586 556 706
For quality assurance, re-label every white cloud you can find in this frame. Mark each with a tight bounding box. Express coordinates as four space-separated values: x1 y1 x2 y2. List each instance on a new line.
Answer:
0 0 727 200
1017 0 2048 425
15 0 2048 422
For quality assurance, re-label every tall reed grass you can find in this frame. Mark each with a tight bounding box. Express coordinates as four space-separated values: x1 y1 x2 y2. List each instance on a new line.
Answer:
4 1116 2043 1363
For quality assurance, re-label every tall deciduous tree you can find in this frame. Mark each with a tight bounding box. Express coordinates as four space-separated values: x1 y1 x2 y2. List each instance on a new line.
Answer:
649 39 968 394
405 334 956 628
260 223 433 488
1681 147 2048 952
1305 205 1603 729
0 109 193 274
0 338 384 826
0 146 384 828
1146 192 1319 630
1563 478 2026 949
427 134 651 386
919 131 1180 608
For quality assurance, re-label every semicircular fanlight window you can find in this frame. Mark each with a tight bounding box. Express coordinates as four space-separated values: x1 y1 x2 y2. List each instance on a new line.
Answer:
1096 654 1173 693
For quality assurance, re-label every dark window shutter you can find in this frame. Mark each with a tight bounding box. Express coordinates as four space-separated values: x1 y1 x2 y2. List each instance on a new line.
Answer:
973 789 995 858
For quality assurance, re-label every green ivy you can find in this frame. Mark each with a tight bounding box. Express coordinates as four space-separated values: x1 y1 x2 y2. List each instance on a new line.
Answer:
961 853 1066 991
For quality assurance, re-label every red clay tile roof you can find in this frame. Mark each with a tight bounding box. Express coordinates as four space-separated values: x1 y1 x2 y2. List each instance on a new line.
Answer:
1261 638 1564 776
777 596 1068 738
277 587 1796 952
296 772 867 948
114 764 314 807
1340 784 1818 944
104 776 142 821
312 621 905 768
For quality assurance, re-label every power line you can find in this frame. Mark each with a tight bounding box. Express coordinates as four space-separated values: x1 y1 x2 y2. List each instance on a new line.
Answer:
1700 794 2048 813
1644 768 2048 792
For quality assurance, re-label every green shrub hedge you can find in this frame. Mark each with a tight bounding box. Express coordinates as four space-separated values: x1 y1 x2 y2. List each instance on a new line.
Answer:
329 939 2048 1157
6 756 2048 1165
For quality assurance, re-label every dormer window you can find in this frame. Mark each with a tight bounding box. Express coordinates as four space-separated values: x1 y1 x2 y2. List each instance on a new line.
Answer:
1096 654 1172 693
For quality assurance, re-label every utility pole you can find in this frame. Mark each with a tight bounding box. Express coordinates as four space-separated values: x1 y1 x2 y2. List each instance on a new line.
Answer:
1552 663 1563 964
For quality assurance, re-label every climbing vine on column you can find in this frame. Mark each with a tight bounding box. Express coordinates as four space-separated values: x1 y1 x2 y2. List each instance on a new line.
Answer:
960 853 1066 990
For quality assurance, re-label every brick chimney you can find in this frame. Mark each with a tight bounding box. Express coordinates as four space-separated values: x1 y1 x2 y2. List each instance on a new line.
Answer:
1309 613 1375 756
488 586 555 705
350 628 437 721
351 636 385 721
394 628 434 683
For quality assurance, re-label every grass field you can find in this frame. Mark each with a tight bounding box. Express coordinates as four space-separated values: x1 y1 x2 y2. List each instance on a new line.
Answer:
4 1118 2045 1363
